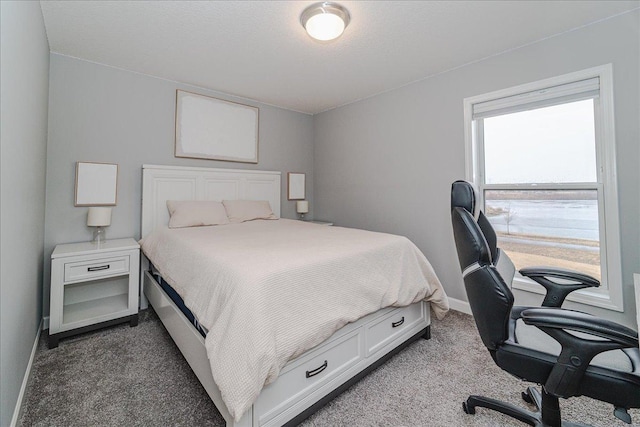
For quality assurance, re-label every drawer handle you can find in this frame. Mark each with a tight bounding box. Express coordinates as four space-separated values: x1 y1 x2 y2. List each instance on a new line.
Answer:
87 264 110 272
392 316 405 328
306 360 328 378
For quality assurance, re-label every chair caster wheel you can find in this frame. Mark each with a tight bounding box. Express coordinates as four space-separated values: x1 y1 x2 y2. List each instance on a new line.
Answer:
522 391 533 404
463 401 475 414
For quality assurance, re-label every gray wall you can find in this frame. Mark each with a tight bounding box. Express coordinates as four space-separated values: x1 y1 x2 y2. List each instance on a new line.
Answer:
43 54 314 316
0 2 50 425
313 10 640 327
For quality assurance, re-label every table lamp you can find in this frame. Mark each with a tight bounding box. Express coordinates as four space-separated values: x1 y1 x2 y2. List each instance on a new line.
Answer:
87 207 111 243
296 200 309 220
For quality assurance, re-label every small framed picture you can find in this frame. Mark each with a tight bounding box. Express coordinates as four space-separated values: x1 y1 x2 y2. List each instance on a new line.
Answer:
75 162 118 206
288 172 306 200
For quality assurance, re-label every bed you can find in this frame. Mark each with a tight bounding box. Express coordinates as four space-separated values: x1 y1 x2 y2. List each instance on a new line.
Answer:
139 164 448 427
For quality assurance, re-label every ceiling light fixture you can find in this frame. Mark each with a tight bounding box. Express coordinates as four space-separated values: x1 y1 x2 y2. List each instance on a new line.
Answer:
300 2 350 42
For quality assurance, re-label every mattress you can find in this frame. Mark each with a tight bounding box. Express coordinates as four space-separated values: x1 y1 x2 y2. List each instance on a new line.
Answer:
151 267 207 337
141 218 448 420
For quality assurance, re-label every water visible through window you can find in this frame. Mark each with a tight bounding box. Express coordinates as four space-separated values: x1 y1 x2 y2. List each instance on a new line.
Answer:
485 190 600 280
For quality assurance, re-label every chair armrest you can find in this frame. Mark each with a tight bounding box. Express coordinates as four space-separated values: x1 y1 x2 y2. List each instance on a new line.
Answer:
521 307 638 348
520 307 638 398
519 267 600 307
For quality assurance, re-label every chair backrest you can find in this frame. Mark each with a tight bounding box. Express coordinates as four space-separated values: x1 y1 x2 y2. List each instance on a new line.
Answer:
451 180 515 351
450 180 516 284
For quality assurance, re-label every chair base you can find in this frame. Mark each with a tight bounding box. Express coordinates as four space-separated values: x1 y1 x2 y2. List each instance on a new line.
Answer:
463 387 590 427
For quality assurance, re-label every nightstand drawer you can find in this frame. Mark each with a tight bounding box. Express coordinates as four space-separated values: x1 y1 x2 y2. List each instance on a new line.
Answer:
64 256 129 283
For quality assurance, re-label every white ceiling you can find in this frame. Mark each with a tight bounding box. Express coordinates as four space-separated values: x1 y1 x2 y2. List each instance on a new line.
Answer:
40 1 639 114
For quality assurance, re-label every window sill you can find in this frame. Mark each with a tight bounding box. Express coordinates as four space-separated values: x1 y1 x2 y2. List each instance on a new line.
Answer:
512 277 623 312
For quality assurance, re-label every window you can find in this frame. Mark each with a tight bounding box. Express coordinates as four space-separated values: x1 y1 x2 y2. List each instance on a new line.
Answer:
463 65 622 311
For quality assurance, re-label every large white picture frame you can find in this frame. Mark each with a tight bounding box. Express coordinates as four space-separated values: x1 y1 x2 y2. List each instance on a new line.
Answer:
175 90 259 164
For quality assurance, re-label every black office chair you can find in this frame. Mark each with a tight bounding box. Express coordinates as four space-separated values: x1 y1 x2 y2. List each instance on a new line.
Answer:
450 180 640 426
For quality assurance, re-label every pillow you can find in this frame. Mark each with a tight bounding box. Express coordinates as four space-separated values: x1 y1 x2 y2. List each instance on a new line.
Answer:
166 200 229 228
222 200 278 223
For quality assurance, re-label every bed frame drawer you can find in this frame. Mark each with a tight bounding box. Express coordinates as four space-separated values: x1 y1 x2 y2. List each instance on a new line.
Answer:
255 329 362 425
364 303 425 356
64 256 130 283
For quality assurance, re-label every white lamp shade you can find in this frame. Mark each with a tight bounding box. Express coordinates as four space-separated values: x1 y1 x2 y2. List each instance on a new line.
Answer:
87 207 112 227
296 200 309 214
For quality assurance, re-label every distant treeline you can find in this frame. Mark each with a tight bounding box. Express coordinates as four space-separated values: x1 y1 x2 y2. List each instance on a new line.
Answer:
486 190 598 201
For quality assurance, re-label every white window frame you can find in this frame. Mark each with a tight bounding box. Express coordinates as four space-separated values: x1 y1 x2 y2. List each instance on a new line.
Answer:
463 64 623 312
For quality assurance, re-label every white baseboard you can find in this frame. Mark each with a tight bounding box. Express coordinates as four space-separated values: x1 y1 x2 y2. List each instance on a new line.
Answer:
10 319 43 427
447 297 472 315
43 316 49 331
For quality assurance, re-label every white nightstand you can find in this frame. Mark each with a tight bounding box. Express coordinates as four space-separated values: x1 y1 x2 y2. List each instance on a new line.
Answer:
307 220 333 226
49 238 140 348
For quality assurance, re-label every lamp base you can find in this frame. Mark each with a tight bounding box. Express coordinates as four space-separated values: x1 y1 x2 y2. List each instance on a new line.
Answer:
298 213 306 221
92 226 106 244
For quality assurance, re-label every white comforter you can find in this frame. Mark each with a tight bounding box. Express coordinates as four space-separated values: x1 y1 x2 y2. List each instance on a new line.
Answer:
140 219 448 421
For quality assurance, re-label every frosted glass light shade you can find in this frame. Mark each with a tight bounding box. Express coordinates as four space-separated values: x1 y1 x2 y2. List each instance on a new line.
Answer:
87 207 112 226
305 13 345 41
301 2 350 41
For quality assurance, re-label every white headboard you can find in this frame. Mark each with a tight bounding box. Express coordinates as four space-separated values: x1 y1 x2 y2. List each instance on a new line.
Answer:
141 164 281 238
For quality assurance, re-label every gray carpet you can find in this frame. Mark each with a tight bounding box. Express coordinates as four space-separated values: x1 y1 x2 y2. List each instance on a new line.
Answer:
20 309 638 426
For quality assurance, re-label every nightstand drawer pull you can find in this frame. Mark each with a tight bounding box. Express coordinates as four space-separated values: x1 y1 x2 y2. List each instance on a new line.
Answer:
392 317 405 328
306 360 328 378
64 256 129 283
